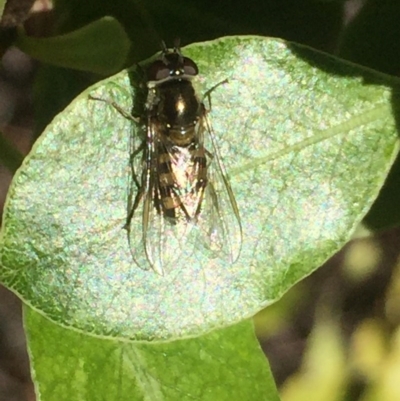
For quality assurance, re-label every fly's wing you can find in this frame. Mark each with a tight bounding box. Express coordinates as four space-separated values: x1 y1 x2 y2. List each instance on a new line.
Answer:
127 121 198 275
142 185 197 275
193 114 242 264
127 116 145 215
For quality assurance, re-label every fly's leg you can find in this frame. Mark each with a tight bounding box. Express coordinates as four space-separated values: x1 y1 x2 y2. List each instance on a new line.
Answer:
88 95 141 123
193 179 208 220
129 141 145 189
89 95 143 189
205 149 214 161
192 149 213 218
89 94 145 229
202 79 228 112
124 186 144 230
125 140 146 232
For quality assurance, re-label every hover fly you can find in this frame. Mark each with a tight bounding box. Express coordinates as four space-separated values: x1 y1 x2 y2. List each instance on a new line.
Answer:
126 42 242 274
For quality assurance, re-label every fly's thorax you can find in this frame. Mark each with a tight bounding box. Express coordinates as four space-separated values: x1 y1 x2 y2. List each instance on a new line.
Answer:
148 78 201 139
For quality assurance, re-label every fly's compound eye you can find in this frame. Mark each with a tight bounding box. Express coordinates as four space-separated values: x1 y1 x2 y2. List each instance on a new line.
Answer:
147 60 171 81
182 57 199 76
147 54 199 82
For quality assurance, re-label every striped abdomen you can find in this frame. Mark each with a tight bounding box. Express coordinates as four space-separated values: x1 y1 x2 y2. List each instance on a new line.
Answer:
155 141 208 222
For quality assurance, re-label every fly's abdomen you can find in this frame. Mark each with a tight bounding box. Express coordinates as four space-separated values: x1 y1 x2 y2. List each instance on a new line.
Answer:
156 146 207 221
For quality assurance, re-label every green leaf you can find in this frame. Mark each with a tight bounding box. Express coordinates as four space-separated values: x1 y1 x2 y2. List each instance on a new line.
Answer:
14 16 130 74
26 308 277 401
0 36 399 342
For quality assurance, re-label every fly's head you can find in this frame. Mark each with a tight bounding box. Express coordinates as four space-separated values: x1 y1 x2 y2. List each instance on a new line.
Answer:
146 45 199 85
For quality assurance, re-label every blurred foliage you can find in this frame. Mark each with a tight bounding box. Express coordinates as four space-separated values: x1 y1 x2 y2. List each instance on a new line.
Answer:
255 230 400 401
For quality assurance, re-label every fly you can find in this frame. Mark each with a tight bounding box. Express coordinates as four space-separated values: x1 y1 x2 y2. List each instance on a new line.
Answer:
127 41 242 274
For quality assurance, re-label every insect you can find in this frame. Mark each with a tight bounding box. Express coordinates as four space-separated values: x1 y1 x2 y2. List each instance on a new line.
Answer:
127 42 242 274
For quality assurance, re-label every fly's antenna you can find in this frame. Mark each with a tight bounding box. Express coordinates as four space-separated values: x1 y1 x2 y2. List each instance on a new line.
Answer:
160 38 182 55
173 38 184 64
160 40 168 53
160 40 169 64
160 38 184 63
173 37 181 52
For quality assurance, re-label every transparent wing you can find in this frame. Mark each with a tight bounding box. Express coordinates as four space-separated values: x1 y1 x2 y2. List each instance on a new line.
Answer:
192 114 242 263
127 121 199 275
142 186 197 275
